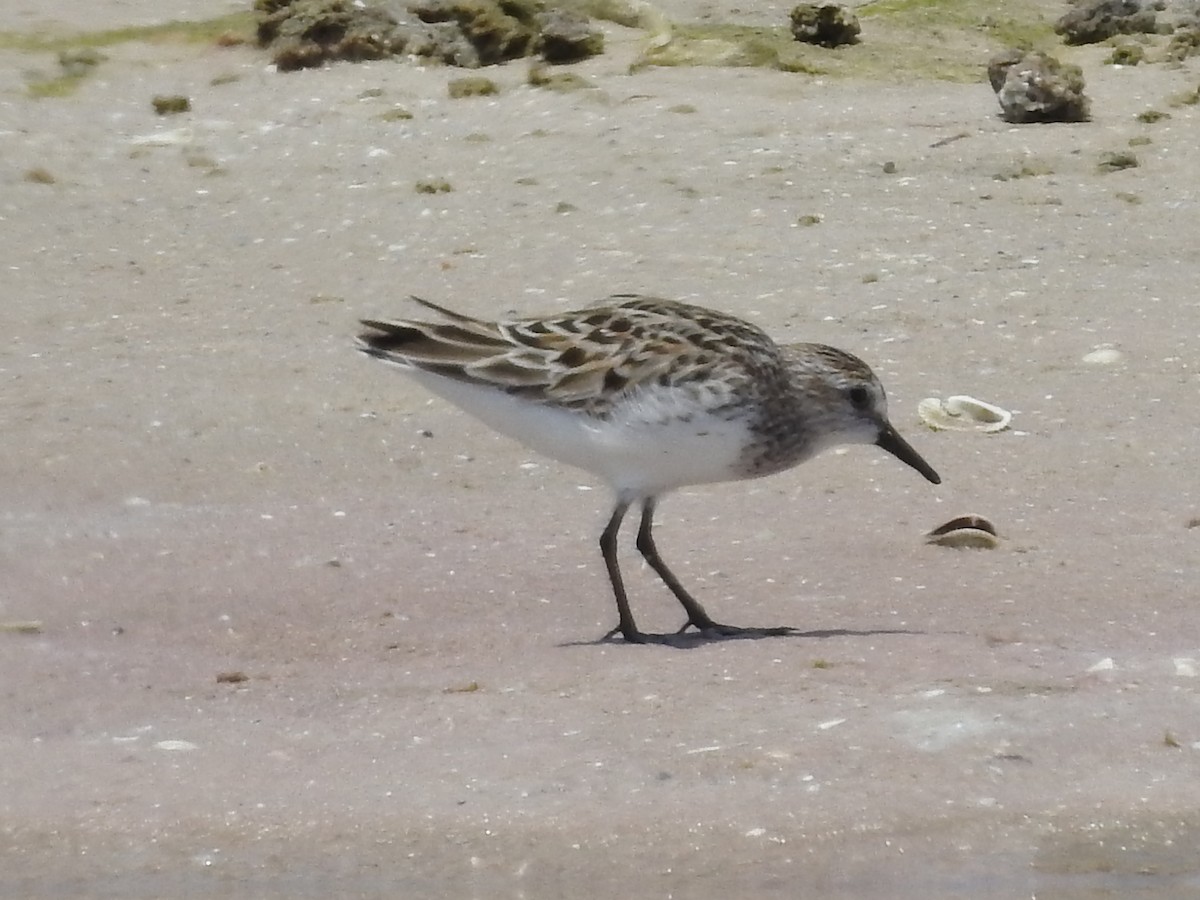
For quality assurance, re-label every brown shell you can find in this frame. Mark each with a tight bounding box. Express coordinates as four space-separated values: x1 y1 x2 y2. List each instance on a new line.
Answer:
926 515 999 549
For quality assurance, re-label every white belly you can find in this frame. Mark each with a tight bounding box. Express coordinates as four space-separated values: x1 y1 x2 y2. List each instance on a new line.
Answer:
404 369 750 499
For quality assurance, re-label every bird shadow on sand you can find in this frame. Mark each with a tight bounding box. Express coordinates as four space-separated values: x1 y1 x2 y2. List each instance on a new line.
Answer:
560 626 925 650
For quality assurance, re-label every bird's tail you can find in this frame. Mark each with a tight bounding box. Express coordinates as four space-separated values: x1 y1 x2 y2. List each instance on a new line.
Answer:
357 296 510 367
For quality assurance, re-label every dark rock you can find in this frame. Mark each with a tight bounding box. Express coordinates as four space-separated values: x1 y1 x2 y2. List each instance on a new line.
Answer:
789 3 860 48
257 0 603 70
402 20 483 67
152 94 191 115
255 0 408 70
989 50 1090 124
1054 0 1158 46
411 0 537 65
535 8 603 62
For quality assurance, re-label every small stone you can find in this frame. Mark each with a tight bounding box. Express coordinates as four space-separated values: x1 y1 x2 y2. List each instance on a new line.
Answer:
448 75 498 98
1081 346 1124 365
152 94 191 115
415 178 454 193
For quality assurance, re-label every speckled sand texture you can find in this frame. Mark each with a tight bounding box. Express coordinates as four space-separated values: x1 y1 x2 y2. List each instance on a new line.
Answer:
3 1 1200 895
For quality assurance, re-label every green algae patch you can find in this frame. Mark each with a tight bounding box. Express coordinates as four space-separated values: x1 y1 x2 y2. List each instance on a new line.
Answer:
23 47 103 97
25 72 81 98
4 1 1060 85
860 0 1051 44
857 0 1057 77
634 0 1057 81
6 12 254 99
634 23 825 74
0 12 254 54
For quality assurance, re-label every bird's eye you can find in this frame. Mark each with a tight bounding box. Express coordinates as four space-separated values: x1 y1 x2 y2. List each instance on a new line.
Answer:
847 385 871 409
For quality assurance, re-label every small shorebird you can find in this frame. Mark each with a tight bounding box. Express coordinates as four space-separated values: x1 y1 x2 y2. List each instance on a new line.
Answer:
358 295 940 644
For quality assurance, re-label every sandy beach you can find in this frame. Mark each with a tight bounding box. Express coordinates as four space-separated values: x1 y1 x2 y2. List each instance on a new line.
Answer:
2 1 1200 895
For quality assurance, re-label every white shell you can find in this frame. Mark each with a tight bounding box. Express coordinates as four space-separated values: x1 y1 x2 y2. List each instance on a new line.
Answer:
1082 346 1125 365
918 395 1011 433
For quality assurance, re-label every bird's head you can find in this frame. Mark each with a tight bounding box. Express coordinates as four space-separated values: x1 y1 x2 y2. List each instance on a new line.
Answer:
782 343 941 485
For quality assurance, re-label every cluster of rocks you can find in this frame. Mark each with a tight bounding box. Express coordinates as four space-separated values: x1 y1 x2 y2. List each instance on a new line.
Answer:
991 0 1200 123
251 0 1199 129
255 0 603 70
1054 0 1161 44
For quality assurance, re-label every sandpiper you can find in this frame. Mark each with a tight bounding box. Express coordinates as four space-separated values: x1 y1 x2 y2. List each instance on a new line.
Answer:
358 295 940 644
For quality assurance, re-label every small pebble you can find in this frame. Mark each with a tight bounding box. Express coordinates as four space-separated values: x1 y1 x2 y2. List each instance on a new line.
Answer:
154 740 198 751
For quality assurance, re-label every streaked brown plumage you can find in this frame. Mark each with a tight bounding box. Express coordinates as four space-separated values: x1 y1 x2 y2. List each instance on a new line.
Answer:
359 295 940 644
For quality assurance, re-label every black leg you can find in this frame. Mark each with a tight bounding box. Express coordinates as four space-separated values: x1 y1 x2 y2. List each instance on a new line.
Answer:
635 499 796 639
634 499 717 629
599 500 646 643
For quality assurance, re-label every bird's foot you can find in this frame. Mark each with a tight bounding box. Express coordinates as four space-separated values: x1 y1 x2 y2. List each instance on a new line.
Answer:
678 619 797 640
599 621 796 645
600 625 674 645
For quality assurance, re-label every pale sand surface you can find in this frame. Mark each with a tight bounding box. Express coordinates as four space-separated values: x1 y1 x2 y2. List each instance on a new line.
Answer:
2 2 1200 897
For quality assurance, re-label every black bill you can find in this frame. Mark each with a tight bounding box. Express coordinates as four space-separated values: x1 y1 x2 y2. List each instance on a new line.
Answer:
876 422 941 485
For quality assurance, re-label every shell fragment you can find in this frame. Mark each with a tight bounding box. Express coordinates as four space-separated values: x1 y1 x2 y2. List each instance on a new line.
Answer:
918 395 1012 433
926 515 1000 549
